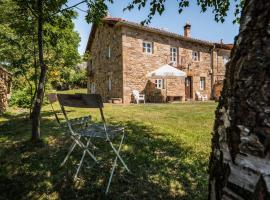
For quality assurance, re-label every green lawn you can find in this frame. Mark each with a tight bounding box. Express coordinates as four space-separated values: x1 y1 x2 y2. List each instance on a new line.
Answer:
0 90 217 200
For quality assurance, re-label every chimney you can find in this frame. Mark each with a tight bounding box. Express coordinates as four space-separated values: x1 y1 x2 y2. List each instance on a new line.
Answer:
184 21 191 37
220 39 223 44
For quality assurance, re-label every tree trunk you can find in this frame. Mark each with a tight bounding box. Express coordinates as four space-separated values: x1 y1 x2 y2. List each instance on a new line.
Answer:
208 0 270 199
31 0 47 142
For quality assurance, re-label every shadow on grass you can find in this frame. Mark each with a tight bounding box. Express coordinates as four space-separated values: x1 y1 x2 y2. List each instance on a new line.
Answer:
0 112 208 200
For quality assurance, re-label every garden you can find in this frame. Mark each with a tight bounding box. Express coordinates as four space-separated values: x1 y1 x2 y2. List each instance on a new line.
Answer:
0 89 216 200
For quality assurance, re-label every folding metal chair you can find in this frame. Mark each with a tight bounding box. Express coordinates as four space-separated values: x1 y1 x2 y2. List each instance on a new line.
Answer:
57 94 130 193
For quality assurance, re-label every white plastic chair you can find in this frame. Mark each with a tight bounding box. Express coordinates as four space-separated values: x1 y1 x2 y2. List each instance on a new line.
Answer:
132 90 145 104
196 91 208 101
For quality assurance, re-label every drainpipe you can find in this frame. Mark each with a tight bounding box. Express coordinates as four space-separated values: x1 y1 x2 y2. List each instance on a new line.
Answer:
210 44 216 100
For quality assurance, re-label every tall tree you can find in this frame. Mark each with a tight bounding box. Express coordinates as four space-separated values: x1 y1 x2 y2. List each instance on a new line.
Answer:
0 0 80 119
208 0 270 199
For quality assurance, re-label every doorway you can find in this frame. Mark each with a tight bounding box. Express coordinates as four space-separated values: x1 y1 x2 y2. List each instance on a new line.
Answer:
185 76 193 99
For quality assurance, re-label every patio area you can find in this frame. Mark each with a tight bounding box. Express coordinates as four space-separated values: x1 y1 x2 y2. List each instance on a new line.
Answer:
0 95 216 199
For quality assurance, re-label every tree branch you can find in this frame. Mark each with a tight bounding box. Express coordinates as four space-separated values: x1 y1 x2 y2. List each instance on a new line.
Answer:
53 0 87 15
25 2 38 18
64 3 88 13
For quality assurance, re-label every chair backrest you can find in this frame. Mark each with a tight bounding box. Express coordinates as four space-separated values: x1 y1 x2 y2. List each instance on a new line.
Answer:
57 94 103 108
132 90 139 98
57 94 106 132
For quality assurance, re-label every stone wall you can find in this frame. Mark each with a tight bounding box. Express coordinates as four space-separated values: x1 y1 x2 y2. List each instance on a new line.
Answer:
87 21 230 103
121 25 229 103
87 22 123 102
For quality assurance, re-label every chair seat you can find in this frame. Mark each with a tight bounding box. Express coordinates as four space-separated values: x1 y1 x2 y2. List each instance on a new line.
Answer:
78 124 124 139
68 116 91 126
60 116 91 128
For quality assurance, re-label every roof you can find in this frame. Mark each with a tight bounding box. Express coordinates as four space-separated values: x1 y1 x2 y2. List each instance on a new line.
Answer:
86 17 233 52
0 66 12 76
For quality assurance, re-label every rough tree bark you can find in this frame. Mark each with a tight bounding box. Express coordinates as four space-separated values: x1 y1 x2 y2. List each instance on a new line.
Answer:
208 0 270 199
31 0 47 142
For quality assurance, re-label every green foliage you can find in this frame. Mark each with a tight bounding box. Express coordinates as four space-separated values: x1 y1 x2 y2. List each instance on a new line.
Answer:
9 87 32 108
50 66 87 90
69 68 87 88
125 0 245 24
0 0 81 109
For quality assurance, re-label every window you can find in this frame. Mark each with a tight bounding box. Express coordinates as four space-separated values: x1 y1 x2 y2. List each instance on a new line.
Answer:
90 60 94 70
200 77 206 90
170 47 177 63
108 46 111 58
143 41 153 54
192 51 200 61
108 76 112 91
91 82 96 94
223 56 229 65
155 79 164 89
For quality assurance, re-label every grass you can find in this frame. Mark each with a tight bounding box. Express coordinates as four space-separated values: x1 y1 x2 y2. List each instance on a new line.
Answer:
0 89 217 200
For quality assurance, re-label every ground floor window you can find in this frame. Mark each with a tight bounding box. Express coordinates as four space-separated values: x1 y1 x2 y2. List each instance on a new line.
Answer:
200 77 206 90
108 77 112 91
91 82 96 94
155 79 164 89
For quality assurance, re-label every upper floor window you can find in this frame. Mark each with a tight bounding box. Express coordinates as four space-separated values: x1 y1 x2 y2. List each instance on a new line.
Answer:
200 77 206 90
192 51 200 61
170 47 177 63
143 41 153 54
108 46 111 58
155 79 164 89
90 60 94 70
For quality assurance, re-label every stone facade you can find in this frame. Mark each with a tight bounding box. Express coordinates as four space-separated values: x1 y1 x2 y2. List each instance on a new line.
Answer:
86 18 231 103
86 22 123 102
0 67 12 112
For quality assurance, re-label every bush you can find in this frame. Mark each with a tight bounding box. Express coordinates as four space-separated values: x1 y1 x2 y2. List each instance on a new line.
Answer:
9 87 32 108
50 67 87 90
69 69 87 88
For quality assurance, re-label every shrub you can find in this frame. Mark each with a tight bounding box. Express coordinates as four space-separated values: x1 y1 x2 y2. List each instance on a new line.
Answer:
10 87 32 108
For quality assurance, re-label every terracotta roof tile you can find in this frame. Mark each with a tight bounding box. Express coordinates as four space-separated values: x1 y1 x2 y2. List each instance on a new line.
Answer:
86 17 233 52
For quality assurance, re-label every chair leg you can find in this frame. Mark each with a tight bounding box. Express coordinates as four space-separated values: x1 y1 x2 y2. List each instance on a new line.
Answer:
108 131 130 173
73 137 98 163
60 140 77 167
74 139 91 180
74 150 87 180
105 130 125 194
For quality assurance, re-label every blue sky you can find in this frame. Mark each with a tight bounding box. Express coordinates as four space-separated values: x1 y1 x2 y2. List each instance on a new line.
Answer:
70 0 240 55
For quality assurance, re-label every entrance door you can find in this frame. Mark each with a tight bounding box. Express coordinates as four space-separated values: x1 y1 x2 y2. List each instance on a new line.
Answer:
185 76 193 99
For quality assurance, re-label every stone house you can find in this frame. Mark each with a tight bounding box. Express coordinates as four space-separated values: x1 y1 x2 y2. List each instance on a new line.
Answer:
0 66 12 112
85 17 232 103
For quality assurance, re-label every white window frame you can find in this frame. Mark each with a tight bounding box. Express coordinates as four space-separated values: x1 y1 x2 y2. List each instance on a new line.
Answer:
155 79 164 89
143 41 153 54
170 47 177 63
200 77 206 90
108 46 111 58
91 82 96 94
108 76 112 91
192 51 200 61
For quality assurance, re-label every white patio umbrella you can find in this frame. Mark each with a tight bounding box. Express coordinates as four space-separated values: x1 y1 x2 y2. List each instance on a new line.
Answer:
147 64 186 102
